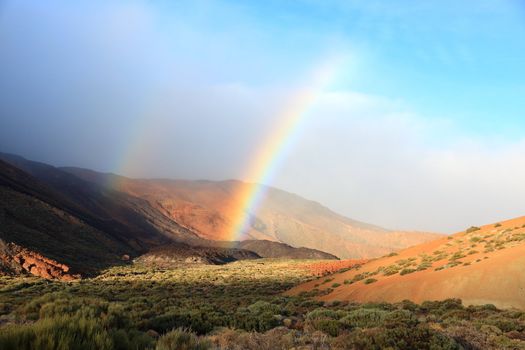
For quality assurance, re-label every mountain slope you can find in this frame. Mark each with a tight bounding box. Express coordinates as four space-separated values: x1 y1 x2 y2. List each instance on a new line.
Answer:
0 154 342 276
287 216 525 309
0 157 261 277
234 240 337 259
0 152 199 245
63 167 441 259
0 159 136 275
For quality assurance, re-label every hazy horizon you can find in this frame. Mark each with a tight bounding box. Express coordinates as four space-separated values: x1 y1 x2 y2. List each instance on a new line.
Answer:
1 0 525 233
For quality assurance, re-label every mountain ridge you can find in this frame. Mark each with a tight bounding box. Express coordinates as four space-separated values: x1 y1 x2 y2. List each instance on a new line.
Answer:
62 166 442 258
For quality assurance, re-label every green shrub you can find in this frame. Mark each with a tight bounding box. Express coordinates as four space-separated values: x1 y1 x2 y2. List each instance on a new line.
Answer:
398 300 418 311
421 299 464 316
483 316 524 332
383 310 419 328
417 262 432 271
400 268 416 276
156 328 210 350
339 308 388 328
369 325 461 349
381 265 400 276
310 319 342 336
363 278 377 284
306 308 338 320
0 316 113 350
449 252 466 261
466 226 481 233
149 310 215 335
233 301 281 332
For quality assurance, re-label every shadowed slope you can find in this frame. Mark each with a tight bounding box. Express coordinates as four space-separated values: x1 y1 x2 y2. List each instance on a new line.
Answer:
0 159 136 275
136 242 261 266
0 152 198 245
234 240 337 259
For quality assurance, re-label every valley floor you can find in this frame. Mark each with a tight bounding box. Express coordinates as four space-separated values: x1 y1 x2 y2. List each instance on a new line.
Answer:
0 259 524 349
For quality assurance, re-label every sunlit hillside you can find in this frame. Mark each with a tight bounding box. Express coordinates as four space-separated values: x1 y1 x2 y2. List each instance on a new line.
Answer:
288 216 525 309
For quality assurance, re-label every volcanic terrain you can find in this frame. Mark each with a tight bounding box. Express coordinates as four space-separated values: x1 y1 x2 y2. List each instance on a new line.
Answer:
287 216 525 309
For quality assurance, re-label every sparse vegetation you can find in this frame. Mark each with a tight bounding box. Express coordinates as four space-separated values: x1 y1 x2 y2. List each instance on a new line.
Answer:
466 226 481 233
0 255 524 349
380 264 401 276
399 268 417 276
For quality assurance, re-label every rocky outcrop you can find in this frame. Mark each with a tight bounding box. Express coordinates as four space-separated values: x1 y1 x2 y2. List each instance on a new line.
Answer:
135 243 260 266
235 240 338 260
0 240 79 281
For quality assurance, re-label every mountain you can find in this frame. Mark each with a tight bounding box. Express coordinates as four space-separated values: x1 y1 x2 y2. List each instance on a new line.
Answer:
287 216 525 309
63 167 442 258
0 158 139 276
0 156 257 277
234 240 337 259
0 153 340 278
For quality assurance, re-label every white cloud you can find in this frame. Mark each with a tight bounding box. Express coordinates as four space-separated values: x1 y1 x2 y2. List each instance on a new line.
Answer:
272 90 525 233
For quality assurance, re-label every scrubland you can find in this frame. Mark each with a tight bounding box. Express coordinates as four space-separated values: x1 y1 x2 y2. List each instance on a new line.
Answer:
1 259 524 349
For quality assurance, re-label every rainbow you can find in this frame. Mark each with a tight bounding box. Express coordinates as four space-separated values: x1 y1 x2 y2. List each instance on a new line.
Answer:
111 55 345 242
226 56 344 241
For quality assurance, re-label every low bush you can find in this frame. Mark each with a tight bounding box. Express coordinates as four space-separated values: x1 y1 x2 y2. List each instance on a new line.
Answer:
339 308 389 329
400 268 416 276
0 316 114 350
156 328 211 350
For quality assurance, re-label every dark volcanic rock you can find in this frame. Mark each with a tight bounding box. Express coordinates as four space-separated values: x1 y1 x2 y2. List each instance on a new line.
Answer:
236 240 338 260
136 243 260 266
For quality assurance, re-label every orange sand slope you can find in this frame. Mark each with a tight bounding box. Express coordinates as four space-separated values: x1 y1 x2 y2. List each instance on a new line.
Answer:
287 216 525 309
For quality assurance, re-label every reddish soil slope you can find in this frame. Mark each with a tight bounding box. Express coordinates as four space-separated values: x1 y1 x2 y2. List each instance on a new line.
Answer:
287 216 525 309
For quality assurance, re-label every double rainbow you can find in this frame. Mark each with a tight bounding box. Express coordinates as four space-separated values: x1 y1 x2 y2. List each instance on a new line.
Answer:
112 55 345 242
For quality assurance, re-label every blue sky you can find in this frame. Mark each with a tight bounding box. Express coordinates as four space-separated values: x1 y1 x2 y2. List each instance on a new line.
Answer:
1 0 525 232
